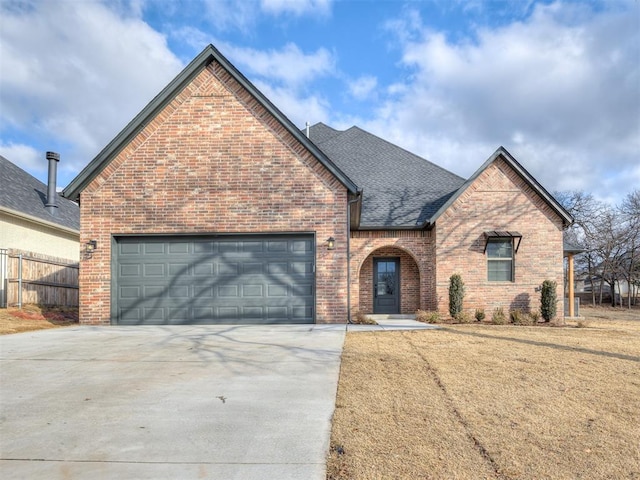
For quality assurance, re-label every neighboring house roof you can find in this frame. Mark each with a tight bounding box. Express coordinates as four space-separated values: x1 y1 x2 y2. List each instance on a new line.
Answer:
308 123 465 228
426 146 574 228
0 155 79 233
63 44 358 202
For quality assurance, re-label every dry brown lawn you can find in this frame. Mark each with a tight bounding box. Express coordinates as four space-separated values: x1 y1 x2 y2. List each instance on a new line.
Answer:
327 306 640 480
0 304 78 335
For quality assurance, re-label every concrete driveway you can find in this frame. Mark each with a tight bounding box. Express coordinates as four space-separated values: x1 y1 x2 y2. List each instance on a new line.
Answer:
0 324 345 479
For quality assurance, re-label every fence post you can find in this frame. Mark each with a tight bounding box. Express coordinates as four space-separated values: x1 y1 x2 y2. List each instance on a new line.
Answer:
0 249 6 308
18 253 23 309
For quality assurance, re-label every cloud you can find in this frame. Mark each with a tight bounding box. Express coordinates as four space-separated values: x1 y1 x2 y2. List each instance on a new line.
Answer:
0 1 183 183
253 81 331 126
170 27 336 125
260 0 332 17
221 42 335 87
200 0 332 32
202 0 261 32
348 76 378 101
0 142 42 174
367 1 640 203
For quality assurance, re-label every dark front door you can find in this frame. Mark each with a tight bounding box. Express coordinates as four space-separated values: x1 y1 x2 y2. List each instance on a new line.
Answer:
373 258 400 314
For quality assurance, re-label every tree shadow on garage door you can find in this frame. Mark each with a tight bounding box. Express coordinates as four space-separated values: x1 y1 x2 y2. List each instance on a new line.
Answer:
114 239 315 325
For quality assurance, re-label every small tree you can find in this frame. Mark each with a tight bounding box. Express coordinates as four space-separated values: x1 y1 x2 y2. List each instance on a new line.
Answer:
540 280 558 322
449 274 465 318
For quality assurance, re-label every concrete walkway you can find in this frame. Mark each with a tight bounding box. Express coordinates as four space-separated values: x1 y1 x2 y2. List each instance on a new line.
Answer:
346 316 440 332
0 325 345 480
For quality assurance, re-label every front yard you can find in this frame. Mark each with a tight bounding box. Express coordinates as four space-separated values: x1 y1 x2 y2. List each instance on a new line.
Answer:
0 305 78 335
327 306 640 479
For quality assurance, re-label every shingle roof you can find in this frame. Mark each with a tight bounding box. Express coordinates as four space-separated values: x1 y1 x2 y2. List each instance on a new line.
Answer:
308 123 465 228
0 155 80 231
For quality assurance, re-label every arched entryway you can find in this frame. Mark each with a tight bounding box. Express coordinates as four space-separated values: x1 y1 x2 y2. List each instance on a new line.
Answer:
358 246 421 315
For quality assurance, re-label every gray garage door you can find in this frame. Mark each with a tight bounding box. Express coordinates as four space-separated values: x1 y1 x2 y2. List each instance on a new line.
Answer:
113 235 315 325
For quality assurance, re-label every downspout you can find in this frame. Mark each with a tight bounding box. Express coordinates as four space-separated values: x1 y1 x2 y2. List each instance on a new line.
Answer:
346 194 361 324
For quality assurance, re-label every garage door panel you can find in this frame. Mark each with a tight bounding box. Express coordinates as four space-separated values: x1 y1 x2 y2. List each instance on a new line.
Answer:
144 243 165 254
114 235 314 324
218 285 239 297
242 284 263 297
144 264 165 276
168 242 189 254
267 284 288 297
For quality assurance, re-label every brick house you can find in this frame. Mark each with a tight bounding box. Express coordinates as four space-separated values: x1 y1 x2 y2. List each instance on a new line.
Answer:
63 45 572 325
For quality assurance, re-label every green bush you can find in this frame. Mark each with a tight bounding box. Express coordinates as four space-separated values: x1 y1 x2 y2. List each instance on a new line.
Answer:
416 309 442 324
491 307 507 325
475 308 486 322
448 274 465 318
540 280 558 322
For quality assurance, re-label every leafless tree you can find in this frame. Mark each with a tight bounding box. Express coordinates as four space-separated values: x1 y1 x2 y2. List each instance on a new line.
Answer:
619 190 640 307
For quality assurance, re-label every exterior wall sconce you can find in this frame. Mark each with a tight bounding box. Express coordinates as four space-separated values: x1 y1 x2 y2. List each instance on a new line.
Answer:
326 237 336 250
84 240 97 258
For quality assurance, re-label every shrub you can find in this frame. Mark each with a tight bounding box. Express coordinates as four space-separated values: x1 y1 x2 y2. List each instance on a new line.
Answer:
511 309 535 325
352 311 377 325
454 311 473 324
448 274 465 318
491 307 507 325
416 309 442 324
540 280 558 322
529 311 541 323
474 308 486 322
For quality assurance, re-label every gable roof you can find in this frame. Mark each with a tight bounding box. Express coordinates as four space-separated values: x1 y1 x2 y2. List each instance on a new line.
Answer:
0 155 79 232
308 123 465 228
63 44 358 201
426 146 573 227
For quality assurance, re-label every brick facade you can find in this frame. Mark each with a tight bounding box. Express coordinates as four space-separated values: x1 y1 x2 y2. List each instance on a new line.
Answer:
349 230 436 315
79 62 349 325
434 158 565 317
348 159 566 320
76 54 567 325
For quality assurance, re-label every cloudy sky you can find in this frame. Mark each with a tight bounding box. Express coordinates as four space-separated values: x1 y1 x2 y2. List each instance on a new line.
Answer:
0 0 638 205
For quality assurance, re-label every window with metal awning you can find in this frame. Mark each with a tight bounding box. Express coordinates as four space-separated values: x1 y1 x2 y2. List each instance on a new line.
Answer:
484 231 522 282
483 231 523 253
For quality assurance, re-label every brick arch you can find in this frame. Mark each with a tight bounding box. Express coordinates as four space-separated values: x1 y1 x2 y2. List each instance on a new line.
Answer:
357 246 421 315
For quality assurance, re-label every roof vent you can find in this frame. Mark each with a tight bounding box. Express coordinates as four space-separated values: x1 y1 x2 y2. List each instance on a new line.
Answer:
45 151 60 215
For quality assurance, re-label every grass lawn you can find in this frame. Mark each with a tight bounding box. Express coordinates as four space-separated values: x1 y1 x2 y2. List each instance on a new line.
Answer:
0 304 78 335
327 306 640 480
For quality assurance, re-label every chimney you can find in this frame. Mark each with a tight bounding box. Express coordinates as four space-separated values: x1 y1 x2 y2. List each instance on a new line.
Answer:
45 151 60 215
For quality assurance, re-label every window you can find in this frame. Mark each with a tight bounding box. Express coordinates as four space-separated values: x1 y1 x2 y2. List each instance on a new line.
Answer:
487 238 514 281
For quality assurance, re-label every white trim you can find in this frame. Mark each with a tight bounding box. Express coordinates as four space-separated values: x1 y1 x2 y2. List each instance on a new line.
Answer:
0 206 79 236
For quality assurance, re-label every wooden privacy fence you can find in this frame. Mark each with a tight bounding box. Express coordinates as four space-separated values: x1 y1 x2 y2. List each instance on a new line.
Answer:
0 249 79 308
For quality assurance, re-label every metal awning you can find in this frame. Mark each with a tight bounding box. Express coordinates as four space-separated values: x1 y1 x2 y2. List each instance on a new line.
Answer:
484 231 523 253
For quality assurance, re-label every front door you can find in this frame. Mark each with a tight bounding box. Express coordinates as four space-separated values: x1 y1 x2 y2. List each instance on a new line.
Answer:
373 258 400 314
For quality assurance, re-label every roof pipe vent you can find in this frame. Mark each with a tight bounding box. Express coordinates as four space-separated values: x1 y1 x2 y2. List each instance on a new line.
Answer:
45 151 60 215
305 121 310 138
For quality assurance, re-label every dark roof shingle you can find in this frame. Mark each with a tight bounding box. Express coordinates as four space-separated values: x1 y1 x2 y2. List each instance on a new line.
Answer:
308 123 465 228
0 155 80 231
